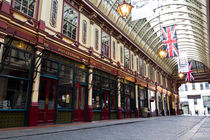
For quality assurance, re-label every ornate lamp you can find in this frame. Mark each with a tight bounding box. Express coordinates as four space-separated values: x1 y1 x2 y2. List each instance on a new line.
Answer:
158 49 167 58
117 0 133 18
178 72 184 78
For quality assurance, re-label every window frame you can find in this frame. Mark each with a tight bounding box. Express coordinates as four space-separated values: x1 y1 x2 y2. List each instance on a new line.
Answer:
101 30 111 58
112 41 115 59
124 47 130 69
95 28 99 50
61 1 79 41
82 20 87 44
13 0 38 19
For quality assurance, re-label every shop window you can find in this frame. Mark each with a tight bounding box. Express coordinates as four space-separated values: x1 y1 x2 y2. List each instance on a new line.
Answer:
124 47 130 69
200 84 204 90
92 74 101 110
63 3 78 40
192 83 196 90
205 82 209 89
185 84 188 91
194 99 197 105
0 37 34 109
14 0 36 17
101 31 110 57
82 20 87 44
0 77 28 109
58 64 74 108
75 68 86 83
41 58 58 76
110 79 117 110
131 87 135 111
50 0 58 27
113 41 115 59
95 29 99 50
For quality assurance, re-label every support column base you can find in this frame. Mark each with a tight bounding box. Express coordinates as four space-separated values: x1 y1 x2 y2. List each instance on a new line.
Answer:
136 108 140 118
148 108 151 117
171 109 176 115
155 109 159 116
87 105 93 122
162 110 165 116
118 107 122 119
28 102 39 126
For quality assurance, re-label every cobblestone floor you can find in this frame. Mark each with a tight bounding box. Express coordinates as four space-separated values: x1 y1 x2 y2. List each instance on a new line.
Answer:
0 116 208 140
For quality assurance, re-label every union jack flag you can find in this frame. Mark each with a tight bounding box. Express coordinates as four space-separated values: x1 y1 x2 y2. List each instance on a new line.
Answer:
162 25 179 58
185 62 194 81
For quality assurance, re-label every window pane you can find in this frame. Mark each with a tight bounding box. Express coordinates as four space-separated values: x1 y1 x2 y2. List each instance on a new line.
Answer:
95 29 99 50
0 77 28 109
63 3 78 40
14 0 35 17
124 47 130 69
48 82 56 109
101 31 110 57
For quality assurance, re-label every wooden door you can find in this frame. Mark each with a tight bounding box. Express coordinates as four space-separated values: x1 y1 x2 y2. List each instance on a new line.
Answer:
73 83 86 122
102 90 110 120
125 95 131 118
38 78 57 124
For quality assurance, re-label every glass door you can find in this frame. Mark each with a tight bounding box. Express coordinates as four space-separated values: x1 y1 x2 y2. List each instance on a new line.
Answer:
38 78 57 124
73 83 86 122
102 90 110 120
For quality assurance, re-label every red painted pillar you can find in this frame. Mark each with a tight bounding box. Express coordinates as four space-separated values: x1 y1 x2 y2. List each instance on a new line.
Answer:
28 102 39 126
87 105 93 122
118 107 122 119
136 108 140 118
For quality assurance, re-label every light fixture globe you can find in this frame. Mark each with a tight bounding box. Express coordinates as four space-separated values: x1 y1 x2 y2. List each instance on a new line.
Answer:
117 0 133 18
178 73 184 78
158 49 167 58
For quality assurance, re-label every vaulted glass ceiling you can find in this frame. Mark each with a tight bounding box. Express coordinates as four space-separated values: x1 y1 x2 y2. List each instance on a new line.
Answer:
89 0 209 74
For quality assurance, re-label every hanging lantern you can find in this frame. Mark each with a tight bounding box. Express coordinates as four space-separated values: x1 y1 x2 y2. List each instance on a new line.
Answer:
158 49 167 58
117 0 133 18
178 72 184 78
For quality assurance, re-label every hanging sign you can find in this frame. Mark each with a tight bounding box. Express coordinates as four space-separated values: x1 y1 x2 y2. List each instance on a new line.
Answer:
178 52 188 73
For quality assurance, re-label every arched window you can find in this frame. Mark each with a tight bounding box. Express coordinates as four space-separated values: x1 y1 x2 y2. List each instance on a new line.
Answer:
82 20 87 44
95 29 99 50
50 0 58 27
113 41 115 59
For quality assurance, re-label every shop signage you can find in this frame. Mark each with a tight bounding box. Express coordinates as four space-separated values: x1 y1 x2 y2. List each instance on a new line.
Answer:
187 95 201 99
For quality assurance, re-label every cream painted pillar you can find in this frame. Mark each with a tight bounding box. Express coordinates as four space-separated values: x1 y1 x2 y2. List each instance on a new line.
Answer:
161 93 165 115
31 49 42 104
29 47 43 126
167 95 170 114
87 67 93 121
88 67 93 106
0 38 4 63
135 84 139 109
155 90 158 116
135 84 140 117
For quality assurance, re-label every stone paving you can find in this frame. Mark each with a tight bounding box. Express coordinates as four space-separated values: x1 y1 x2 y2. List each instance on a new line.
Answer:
0 116 208 140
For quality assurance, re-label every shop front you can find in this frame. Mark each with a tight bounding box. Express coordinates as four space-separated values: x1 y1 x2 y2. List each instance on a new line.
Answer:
120 80 135 118
92 69 117 121
0 37 35 128
149 89 156 116
158 92 163 116
138 86 148 117
38 51 88 124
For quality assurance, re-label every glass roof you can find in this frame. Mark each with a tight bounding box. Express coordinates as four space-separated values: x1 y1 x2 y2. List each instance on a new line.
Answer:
89 0 208 74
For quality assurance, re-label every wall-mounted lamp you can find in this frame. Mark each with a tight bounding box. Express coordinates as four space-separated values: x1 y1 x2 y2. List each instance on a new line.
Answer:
117 0 133 18
178 72 184 78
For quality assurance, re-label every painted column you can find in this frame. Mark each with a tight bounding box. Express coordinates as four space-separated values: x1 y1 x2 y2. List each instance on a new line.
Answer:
135 84 139 117
117 77 122 119
167 94 170 115
87 66 93 122
161 93 165 116
155 89 159 116
171 94 176 115
147 83 151 117
28 48 42 126
0 38 4 64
